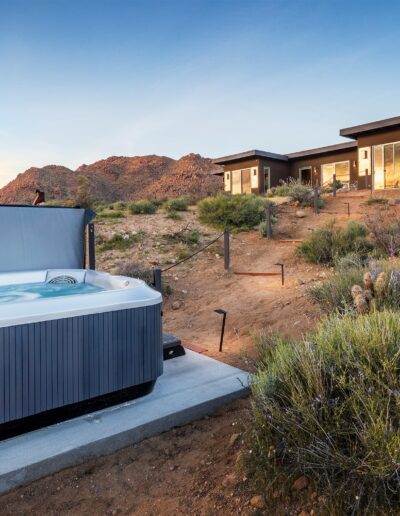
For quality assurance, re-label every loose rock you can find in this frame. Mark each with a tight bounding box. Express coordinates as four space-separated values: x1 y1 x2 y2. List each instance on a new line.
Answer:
296 210 306 218
229 433 240 447
250 495 265 509
292 476 309 491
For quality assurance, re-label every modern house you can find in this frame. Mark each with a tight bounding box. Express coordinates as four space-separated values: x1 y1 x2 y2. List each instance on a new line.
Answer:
213 116 400 193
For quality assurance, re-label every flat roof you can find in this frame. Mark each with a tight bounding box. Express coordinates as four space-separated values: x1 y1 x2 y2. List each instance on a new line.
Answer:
340 116 400 139
212 149 288 165
287 141 357 160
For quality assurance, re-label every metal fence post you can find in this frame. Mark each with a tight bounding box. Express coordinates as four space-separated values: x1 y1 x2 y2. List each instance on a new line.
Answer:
332 173 336 197
153 267 162 293
313 187 319 214
224 228 230 271
266 203 273 239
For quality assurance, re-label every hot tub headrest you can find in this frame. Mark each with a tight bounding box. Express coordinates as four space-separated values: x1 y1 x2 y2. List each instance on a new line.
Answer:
0 205 95 272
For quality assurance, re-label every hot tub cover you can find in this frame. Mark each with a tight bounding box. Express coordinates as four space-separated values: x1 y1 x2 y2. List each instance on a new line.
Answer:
0 205 94 272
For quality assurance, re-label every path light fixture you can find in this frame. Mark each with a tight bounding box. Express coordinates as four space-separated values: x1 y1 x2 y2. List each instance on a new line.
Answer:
214 308 227 352
275 262 285 286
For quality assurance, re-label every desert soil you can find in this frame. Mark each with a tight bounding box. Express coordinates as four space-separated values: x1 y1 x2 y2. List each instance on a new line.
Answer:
2 191 392 515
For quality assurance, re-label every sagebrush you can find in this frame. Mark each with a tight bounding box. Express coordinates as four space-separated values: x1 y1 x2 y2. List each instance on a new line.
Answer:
297 220 373 264
198 194 272 231
246 311 400 514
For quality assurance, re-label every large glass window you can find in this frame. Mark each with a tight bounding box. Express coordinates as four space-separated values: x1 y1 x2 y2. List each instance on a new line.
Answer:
373 145 384 189
321 161 350 186
373 141 400 189
231 170 242 194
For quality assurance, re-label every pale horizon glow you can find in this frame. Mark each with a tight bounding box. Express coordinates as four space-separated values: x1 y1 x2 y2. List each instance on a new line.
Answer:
1 0 400 187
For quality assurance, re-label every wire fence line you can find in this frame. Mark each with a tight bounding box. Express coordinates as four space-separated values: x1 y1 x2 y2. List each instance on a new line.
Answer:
161 232 225 272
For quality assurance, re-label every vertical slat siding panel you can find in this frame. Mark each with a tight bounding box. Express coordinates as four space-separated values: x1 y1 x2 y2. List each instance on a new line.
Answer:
0 328 5 423
15 325 23 419
0 304 162 424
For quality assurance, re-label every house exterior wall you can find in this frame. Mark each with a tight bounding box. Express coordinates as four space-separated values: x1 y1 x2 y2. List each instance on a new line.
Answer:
215 122 400 194
288 148 358 186
222 158 290 193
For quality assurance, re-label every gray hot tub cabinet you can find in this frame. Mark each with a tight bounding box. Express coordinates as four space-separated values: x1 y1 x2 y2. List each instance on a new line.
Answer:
0 205 163 434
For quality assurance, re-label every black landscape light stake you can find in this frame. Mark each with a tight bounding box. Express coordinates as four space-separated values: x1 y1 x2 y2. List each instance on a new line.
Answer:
275 262 285 286
344 202 350 217
214 308 227 352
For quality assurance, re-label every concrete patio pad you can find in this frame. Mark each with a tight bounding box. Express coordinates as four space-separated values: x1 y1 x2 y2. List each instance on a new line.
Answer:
0 350 249 495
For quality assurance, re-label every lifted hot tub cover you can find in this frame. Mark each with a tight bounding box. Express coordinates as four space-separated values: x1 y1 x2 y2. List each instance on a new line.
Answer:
0 205 94 272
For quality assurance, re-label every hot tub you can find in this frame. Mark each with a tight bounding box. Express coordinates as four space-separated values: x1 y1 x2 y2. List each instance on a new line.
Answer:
0 269 163 436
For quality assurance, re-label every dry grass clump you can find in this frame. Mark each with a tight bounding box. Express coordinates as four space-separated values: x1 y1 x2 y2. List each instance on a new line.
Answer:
246 311 400 514
366 207 400 257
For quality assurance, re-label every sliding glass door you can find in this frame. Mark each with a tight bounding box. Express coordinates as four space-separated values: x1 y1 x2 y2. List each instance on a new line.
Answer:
373 142 400 189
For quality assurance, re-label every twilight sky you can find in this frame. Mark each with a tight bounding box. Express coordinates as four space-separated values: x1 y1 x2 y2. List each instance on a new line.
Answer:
1 0 400 187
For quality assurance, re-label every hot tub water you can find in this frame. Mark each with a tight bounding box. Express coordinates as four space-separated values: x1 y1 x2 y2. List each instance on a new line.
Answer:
0 282 104 304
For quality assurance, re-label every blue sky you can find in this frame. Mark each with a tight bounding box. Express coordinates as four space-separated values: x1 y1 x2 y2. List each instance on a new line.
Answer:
1 0 400 187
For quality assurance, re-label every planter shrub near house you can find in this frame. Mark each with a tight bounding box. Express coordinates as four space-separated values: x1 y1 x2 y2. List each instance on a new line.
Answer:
198 193 272 231
247 311 400 514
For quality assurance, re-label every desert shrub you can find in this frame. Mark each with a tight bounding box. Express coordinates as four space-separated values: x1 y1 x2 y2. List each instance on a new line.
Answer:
309 259 400 314
273 182 292 196
166 210 182 220
111 201 127 210
288 183 314 206
162 228 201 246
198 194 271 231
366 208 400 256
297 220 373 264
115 260 171 296
366 196 388 205
163 196 189 212
75 175 94 209
176 247 192 260
246 311 400 514
308 266 364 314
129 200 158 215
96 231 143 252
95 210 125 220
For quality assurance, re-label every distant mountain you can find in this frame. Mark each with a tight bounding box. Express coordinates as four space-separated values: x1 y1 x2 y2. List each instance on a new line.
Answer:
0 154 222 204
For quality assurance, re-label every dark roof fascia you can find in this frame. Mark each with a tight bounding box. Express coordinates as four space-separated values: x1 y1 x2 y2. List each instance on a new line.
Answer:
340 116 400 139
287 141 357 160
212 150 288 165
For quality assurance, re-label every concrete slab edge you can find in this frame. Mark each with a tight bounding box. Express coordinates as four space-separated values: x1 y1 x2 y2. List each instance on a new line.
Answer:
0 385 249 495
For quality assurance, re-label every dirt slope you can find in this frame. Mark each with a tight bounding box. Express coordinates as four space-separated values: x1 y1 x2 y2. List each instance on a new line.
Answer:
0 154 222 204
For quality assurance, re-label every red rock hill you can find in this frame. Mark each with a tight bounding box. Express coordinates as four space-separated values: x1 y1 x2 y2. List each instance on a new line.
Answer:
0 154 222 204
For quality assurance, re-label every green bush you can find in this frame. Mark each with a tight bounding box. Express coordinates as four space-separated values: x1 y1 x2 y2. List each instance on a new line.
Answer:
166 210 182 220
366 196 388 205
297 220 373 264
198 194 271 231
163 196 189 212
308 266 364 314
246 311 400 513
96 231 143 252
288 183 314 206
95 210 125 220
112 201 127 210
309 259 400 315
129 200 158 215
273 183 293 197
